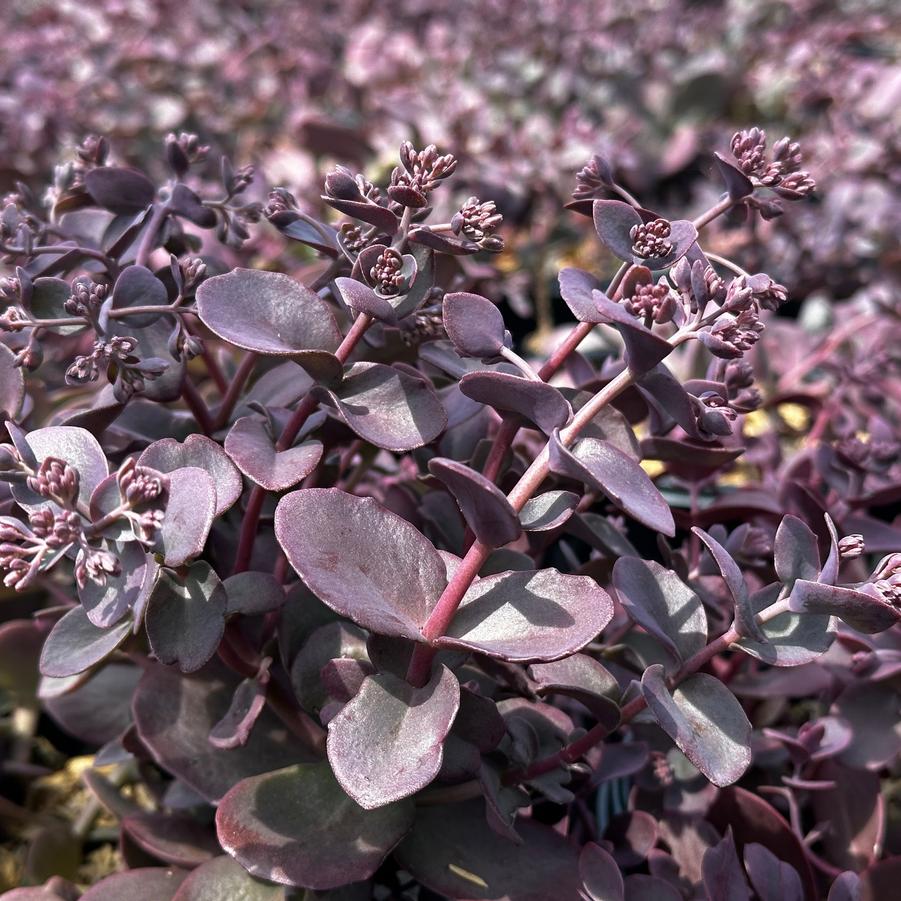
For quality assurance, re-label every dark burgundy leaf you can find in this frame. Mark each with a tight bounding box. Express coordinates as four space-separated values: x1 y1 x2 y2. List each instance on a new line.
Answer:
428 457 521 548
713 152 755 200
702 831 751 901
208 661 271 750
558 268 604 323
529 654 619 722
121 812 219 868
409 227 479 255
549 431 675 535
593 199 643 261
215 762 413 889
326 665 459 808
443 292 507 359
459 371 572 434
275 488 445 639
788 580 901 633
196 268 342 356
774 514 821 588
592 290 674 375
518 490 579 531
169 184 217 228
641 664 752 786
743 843 804 901
322 196 400 233
580 842 624 901
290 621 369 714
111 264 169 327
85 168 156 213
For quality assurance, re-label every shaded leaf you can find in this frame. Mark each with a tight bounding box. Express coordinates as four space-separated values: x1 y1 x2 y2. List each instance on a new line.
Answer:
429 457 521 548
702 831 751 901
641 665 752 786
580 842 624 901
713 153 754 200
788 580 901 633
149 467 216 567
215 762 413 889
39 606 131 678
519 490 579 532
529 654 620 722
743 843 804 901
327 665 460 808
85 168 155 213
459 371 572 434
774 515 820 589
78 542 158 629
437 568 613 662
0 342 25 418
549 431 675 536
111 265 169 327
122 812 219 868
592 290 674 375
443 292 507 358
559 268 604 323
225 415 323 491
223 571 285 616
172 856 285 901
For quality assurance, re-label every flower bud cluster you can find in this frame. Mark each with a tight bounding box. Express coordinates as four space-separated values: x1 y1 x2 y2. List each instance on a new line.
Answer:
26 457 80 508
730 129 816 199
452 197 504 251
629 218 673 259
65 280 108 316
388 143 457 207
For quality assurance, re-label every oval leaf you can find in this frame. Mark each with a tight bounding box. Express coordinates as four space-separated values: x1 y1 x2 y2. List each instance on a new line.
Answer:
459 371 572 434
39 606 132 678
150 466 216 567
85 168 155 213
443 292 506 359
519 490 579 532
225 416 323 491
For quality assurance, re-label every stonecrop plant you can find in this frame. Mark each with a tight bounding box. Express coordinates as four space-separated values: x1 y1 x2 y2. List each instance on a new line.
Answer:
0 117 898 901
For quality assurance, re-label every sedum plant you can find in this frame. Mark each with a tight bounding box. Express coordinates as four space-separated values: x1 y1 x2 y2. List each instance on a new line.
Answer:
0 126 898 901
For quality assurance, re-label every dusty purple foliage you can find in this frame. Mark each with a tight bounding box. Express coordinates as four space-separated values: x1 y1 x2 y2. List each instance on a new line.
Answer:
0 3 900 900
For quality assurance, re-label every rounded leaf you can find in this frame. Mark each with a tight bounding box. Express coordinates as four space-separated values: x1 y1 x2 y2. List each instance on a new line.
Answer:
443 292 506 359
327 665 460 809
519 490 579 532
111 265 169 327
215 762 414 890
459 371 572 434
84 167 155 213
172 856 286 901
150 466 216 567
78 542 159 629
275 488 446 639
39 606 132 678
196 268 341 356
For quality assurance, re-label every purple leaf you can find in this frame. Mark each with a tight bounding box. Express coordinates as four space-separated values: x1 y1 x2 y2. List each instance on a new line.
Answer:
85 167 155 213
612 557 707 668
606 811 659 868
459 371 572 434
409 227 479 255
832 682 901 770
111 265 169 327
79 869 187 901
39 606 132 678
224 415 323 491
290 621 369 714
170 856 285 901
558 268 604 323
78 542 159 629
275 488 445 639
529 653 620 724
321 196 399 233
736 583 835 666
133 663 307 803
774 515 821 588
827 872 861 901
713 152 755 201
12 426 108 513
549 431 675 536
196 268 342 356
788 580 901 633
436 567 613 662
394 798 582 901
641 664 752 786
0 343 25 419
169 183 217 228
743 843 804 901
326 665 460 808
580 842 624 901
215 762 413 889
208 660 271 750
144 562 226 673
25 277 87 335
334 277 399 324
518 490 579 531
592 290 674 375
323 362 447 451
694 527 765 642
138 435 242 517
593 199 643 261
443 292 507 359
149 467 216 567
222 571 285 616
428 457 521 548
121 811 220 868
702 831 752 901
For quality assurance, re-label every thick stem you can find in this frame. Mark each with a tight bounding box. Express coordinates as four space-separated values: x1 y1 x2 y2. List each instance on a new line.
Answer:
231 313 373 575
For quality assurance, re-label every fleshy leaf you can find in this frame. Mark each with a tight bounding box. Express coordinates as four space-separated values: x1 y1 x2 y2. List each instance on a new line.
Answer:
79 869 186 901
133 663 306 803
196 268 342 357
322 196 399 233
0 343 25 418
208 661 271 750
592 290 674 375
519 490 579 532
121 811 219 867
736 583 835 666
78 542 159 629
593 200 697 268
428 457 521 548
215 762 413 890
111 265 169 327
558 268 604 323
225 416 323 491
39 606 132 678
171 856 286 901
144 562 227 673
223 572 285 616
84 167 155 213
713 152 755 201
702 831 751 901
26 277 87 335
150 467 216 567
529 653 620 723
442 292 507 359
774 515 821 589
549 431 675 536
169 183 217 227
641 664 752 786
459 371 572 434
323 362 447 451
580 842 624 901
138 435 242 516
275 488 445 639
788 580 901 633
327 665 460 809
694 527 766 642
394 798 582 900
743 843 804 901
612 557 707 667
436 568 613 662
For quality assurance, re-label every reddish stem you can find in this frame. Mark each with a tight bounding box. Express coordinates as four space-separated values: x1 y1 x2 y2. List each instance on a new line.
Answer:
180 376 214 435
214 351 259 430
